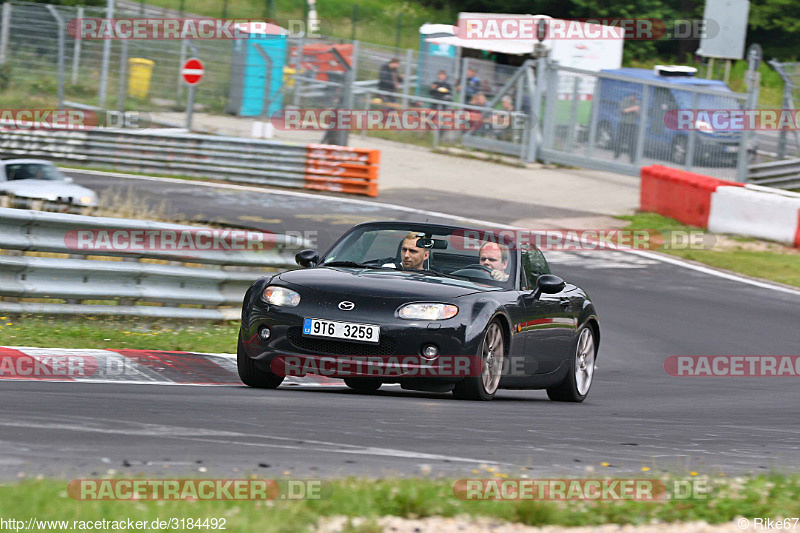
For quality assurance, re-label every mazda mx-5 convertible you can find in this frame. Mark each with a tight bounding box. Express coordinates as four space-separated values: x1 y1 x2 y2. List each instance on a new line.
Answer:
237 221 599 401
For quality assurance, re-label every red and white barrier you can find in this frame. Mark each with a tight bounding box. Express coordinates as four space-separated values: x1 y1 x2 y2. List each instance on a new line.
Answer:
641 165 800 247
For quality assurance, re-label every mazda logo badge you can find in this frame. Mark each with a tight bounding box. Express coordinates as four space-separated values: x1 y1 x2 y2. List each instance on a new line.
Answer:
338 301 355 311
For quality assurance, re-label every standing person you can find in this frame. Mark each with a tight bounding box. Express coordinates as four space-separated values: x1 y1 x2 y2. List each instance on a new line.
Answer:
615 92 641 162
378 57 403 102
429 70 453 112
460 67 481 102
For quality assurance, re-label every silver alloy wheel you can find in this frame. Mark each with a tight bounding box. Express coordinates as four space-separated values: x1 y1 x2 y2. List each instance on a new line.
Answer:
482 323 504 394
575 328 595 396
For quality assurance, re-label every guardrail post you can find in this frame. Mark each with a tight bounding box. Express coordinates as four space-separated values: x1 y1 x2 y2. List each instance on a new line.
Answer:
293 36 305 108
253 43 274 117
685 91 698 170
525 58 545 163
585 73 601 159
0 3 12 65
46 5 66 109
402 48 413 109
459 57 469 104
71 6 84 85
98 0 115 107
178 39 188 100
117 40 129 114
541 61 560 159
632 84 650 166
738 66 761 182
566 76 580 152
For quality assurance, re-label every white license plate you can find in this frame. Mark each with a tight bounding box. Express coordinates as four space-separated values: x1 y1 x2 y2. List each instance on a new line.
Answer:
303 318 380 344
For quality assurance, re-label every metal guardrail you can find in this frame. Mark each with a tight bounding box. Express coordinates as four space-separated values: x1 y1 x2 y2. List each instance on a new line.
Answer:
748 158 800 190
0 128 381 196
0 207 309 320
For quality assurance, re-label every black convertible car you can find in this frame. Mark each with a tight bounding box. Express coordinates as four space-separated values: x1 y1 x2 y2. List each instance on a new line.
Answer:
238 221 599 401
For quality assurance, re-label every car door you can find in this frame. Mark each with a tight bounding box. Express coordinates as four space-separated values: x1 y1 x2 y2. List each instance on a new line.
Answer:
519 248 573 375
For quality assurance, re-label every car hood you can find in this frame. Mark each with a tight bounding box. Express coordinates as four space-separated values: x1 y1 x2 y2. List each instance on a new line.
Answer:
0 180 96 202
278 266 495 300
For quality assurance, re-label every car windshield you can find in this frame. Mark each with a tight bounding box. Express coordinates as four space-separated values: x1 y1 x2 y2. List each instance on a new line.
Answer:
673 88 742 111
4 163 65 181
321 225 517 289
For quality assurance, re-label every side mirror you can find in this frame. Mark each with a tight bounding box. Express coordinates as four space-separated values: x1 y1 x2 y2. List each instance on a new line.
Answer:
532 274 565 300
295 249 319 268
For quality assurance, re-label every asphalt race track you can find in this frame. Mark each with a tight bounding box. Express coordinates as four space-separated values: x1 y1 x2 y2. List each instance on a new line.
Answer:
0 170 798 480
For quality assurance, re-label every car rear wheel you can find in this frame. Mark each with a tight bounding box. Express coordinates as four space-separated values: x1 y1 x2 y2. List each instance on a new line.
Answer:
343 377 382 392
453 321 504 401
547 326 596 402
237 331 284 389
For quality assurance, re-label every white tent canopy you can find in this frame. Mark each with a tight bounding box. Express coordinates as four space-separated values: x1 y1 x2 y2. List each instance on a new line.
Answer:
422 13 624 70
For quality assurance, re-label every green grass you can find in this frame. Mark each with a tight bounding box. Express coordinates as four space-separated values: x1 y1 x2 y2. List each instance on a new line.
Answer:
0 316 239 353
618 212 800 288
1 474 798 531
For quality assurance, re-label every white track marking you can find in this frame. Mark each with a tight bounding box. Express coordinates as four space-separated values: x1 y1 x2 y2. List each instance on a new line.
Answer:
0 417 507 465
69 168 800 296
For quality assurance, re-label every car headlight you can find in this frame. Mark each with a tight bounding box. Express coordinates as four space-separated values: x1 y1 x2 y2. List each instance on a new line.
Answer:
79 195 95 206
397 303 458 320
263 286 300 307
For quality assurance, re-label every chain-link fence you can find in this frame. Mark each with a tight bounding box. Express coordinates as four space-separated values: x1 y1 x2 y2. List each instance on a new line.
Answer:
0 1 768 184
537 63 757 181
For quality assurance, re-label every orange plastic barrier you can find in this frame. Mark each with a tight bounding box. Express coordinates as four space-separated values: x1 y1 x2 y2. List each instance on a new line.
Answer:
304 144 380 197
640 165 744 228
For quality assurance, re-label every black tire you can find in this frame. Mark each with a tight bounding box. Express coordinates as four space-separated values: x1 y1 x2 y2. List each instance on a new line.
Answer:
547 326 596 403
343 377 382 392
237 331 284 389
453 320 505 401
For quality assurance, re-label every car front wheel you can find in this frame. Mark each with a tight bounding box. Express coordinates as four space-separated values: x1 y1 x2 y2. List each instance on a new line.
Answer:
547 326 596 402
237 331 284 389
453 321 505 401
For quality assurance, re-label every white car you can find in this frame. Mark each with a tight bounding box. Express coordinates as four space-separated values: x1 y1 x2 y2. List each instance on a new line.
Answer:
0 159 97 207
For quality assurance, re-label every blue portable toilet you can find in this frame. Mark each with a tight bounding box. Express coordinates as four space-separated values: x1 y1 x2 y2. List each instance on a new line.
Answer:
417 23 458 96
226 22 288 117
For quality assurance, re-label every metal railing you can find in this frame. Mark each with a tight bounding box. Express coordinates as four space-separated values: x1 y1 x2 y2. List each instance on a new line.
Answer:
748 158 800 189
0 128 380 196
0 207 308 319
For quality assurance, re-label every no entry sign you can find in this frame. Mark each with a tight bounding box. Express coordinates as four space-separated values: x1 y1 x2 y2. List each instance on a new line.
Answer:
181 58 204 85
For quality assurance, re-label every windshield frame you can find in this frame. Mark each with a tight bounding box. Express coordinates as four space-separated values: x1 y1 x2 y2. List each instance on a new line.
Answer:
319 222 520 290
3 162 65 182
